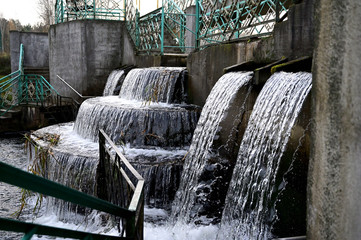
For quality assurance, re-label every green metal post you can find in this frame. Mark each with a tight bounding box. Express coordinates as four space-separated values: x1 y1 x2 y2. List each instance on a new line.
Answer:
61 0 64 23
93 0 96 19
195 0 200 49
124 0 127 21
125 214 136 239
161 0 165 54
22 226 38 240
180 14 184 51
19 44 24 74
135 9 140 47
39 78 45 104
275 0 280 22
25 76 28 104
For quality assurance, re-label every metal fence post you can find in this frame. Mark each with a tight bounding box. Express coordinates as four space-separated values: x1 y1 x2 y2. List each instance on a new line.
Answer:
136 9 140 47
124 0 127 21
195 0 200 49
61 0 64 23
275 0 280 22
97 130 108 200
161 0 165 55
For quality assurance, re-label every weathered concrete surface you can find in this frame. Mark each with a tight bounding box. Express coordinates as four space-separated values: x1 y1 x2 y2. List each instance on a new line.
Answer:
10 31 49 72
273 0 315 59
307 0 361 239
49 20 136 100
185 6 197 54
187 0 314 106
187 42 246 106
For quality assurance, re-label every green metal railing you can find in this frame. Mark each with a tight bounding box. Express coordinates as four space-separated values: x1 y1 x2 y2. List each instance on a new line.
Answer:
54 0 293 54
0 129 144 239
0 44 62 117
127 0 198 54
0 44 79 119
55 0 127 23
126 0 291 54
197 0 291 46
98 129 144 239
0 44 24 115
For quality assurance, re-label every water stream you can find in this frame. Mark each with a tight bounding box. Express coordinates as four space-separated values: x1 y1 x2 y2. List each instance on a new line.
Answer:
218 72 312 239
119 67 186 104
172 71 253 224
0 68 312 240
103 69 125 96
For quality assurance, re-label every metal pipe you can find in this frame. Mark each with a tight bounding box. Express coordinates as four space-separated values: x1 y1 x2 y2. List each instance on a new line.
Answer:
56 75 94 99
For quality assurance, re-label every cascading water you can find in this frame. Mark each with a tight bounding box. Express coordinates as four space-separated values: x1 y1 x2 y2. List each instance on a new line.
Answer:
73 97 199 147
26 66 199 233
103 69 125 96
119 67 186 104
218 72 312 239
74 67 195 147
172 72 253 224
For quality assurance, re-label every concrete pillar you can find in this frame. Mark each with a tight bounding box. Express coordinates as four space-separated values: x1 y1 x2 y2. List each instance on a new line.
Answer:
185 6 197 54
9 31 21 72
307 0 361 239
10 31 49 72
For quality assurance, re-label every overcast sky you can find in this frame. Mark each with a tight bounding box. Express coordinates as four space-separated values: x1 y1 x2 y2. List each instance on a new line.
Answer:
0 0 159 25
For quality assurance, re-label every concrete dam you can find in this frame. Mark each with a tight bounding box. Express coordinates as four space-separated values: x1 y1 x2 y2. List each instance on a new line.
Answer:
1 0 360 239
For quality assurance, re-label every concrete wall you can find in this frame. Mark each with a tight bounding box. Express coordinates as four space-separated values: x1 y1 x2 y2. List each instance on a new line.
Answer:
307 0 361 239
10 31 49 72
49 20 136 100
186 0 314 106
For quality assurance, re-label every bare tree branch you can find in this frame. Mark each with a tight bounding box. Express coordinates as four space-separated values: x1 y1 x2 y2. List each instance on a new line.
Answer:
38 0 55 26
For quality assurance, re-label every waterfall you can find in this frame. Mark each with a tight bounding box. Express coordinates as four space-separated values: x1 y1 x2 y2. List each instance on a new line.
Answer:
119 67 186 104
45 152 98 223
74 67 195 147
73 96 199 147
172 72 253 224
103 70 125 96
218 72 312 239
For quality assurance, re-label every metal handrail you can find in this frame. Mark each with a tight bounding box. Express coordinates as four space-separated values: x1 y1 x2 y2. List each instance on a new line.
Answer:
124 0 291 54
0 161 134 239
19 43 24 74
56 75 95 99
0 130 145 239
1 45 80 119
55 0 126 23
98 129 144 239
0 218 131 240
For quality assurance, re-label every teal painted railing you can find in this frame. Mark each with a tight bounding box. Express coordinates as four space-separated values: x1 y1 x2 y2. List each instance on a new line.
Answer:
126 0 291 54
0 44 65 117
0 129 144 239
55 0 127 23
54 0 292 54
197 0 291 47
98 129 144 239
127 0 198 54
0 44 24 115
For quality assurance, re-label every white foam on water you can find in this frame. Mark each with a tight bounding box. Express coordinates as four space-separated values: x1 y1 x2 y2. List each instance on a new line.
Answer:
144 222 219 240
32 122 189 159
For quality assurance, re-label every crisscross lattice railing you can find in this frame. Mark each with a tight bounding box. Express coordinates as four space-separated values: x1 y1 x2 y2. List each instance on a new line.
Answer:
127 0 291 54
54 0 292 53
55 0 126 23
0 44 77 117
198 0 291 46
